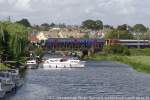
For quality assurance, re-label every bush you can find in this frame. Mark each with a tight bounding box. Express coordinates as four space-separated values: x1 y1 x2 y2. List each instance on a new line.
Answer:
103 44 130 55
130 48 150 56
34 47 43 56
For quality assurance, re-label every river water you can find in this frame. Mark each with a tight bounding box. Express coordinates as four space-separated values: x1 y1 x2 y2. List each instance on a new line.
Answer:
3 61 150 100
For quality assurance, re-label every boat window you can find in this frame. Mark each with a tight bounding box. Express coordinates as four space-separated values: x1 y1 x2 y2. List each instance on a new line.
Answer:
60 59 67 62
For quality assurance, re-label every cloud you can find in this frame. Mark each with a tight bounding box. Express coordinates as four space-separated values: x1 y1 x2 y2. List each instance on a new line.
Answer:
0 0 150 26
13 0 31 10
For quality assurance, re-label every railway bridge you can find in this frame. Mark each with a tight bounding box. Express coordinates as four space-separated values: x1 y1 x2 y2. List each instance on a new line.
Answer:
42 38 105 56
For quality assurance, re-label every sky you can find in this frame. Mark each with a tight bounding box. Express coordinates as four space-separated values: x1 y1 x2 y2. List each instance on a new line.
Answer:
0 0 150 26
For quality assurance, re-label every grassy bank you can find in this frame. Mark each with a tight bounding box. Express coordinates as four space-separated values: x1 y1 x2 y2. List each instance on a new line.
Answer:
84 53 150 73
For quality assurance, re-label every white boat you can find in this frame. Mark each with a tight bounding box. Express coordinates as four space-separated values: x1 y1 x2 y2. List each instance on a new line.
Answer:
42 57 85 69
0 82 6 98
26 60 38 69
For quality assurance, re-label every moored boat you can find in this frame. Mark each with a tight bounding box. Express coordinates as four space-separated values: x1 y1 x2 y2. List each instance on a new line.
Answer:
26 59 38 69
42 56 85 69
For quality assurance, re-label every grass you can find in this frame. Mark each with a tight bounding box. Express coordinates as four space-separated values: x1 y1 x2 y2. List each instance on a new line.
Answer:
84 53 150 73
127 56 150 66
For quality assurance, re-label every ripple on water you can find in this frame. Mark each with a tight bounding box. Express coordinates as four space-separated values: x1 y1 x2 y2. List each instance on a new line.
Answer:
4 61 150 100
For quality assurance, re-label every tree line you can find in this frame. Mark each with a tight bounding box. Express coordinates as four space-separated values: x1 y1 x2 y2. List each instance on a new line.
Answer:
81 19 149 40
15 18 150 40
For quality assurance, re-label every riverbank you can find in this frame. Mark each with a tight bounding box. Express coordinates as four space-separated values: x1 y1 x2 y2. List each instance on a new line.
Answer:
84 53 150 73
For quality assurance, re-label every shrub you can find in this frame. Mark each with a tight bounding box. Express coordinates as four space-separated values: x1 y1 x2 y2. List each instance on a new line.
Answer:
130 48 150 56
103 44 130 55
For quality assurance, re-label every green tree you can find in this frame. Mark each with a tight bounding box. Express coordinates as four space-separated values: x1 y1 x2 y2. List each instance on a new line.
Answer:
104 29 133 39
0 26 4 50
117 24 127 31
95 20 103 30
40 23 50 31
82 19 103 30
103 25 114 29
133 24 147 33
50 23 55 28
16 19 31 27
0 21 29 59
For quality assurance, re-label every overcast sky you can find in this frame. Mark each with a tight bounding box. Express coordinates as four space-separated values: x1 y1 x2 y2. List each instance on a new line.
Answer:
0 0 150 26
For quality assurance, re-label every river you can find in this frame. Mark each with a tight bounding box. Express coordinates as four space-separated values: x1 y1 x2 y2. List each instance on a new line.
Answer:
3 61 150 100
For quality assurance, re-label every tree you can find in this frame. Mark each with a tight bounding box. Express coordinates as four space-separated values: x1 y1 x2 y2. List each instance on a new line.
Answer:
103 25 114 29
117 24 128 31
58 23 66 28
104 29 133 39
133 24 147 33
0 26 4 50
41 23 49 27
16 19 31 27
49 23 55 28
82 19 103 30
40 23 50 31
95 20 103 30
0 21 29 68
82 19 95 29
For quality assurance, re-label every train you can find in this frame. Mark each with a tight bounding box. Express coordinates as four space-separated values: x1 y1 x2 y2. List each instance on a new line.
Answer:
106 39 150 48
40 38 150 50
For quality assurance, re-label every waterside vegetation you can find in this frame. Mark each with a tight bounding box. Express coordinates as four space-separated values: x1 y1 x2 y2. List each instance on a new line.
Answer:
0 21 31 70
84 46 150 73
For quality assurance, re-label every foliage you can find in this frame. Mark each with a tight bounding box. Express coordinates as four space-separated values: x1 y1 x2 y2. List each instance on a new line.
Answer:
117 24 128 31
49 23 56 27
16 19 31 27
129 48 150 56
40 23 50 31
82 19 103 30
34 47 43 56
84 54 150 73
0 21 29 63
103 25 114 29
104 29 134 39
103 44 130 55
133 24 147 33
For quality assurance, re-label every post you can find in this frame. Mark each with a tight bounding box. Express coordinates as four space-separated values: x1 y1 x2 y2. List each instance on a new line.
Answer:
137 32 141 49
